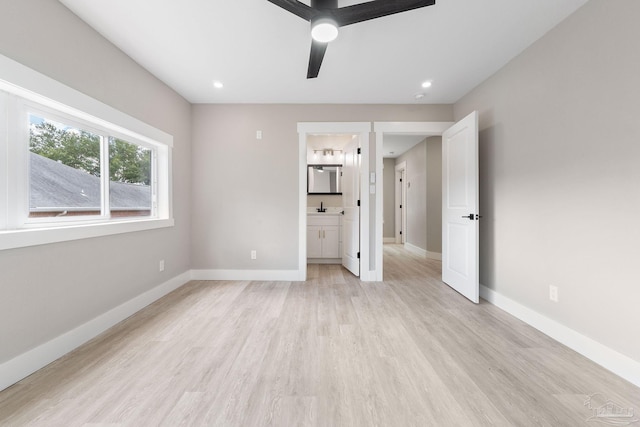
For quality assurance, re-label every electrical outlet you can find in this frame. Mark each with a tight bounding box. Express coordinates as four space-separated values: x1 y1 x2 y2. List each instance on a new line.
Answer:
549 285 558 302
251 250 257 260
159 260 165 272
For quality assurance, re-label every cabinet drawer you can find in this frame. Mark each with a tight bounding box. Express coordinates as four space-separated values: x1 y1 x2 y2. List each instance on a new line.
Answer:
308 215 340 226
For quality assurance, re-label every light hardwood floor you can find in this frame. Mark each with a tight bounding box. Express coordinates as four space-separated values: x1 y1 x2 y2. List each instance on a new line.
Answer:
1 244 638 426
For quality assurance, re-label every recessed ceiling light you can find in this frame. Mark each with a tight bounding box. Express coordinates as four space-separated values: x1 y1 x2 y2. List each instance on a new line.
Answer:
213 81 224 89
415 93 425 100
421 81 432 89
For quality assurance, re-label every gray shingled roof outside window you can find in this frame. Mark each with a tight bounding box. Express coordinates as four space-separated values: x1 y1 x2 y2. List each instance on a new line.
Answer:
29 152 151 211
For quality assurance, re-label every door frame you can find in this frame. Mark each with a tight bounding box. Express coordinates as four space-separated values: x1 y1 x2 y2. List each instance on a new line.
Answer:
373 122 454 281
297 122 371 281
394 162 407 244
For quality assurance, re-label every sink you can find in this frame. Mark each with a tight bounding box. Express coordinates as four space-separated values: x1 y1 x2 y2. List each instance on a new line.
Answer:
307 207 343 215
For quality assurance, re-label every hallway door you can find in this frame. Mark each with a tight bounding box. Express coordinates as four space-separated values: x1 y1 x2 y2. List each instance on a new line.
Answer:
442 111 479 303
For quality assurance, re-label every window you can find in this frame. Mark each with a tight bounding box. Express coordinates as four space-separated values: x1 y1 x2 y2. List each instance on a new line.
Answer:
26 112 156 220
0 53 173 250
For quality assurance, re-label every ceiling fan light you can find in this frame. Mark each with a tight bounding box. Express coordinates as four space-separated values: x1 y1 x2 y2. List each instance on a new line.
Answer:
311 18 339 43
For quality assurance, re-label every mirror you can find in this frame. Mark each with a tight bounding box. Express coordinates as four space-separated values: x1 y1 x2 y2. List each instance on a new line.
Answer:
307 165 342 194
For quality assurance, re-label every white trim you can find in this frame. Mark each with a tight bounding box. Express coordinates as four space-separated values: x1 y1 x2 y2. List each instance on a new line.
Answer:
0 53 174 250
383 237 396 243
298 128 308 281
480 285 640 388
0 54 172 147
191 269 301 281
405 242 427 257
0 271 190 392
0 218 174 251
373 121 454 135
373 130 384 281
426 251 442 260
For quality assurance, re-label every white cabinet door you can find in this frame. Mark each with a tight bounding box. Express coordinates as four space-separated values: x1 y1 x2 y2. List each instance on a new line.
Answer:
322 225 340 258
307 225 323 258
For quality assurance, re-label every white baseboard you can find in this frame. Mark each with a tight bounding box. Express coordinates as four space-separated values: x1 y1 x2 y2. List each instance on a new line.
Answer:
405 243 427 257
0 271 191 393
191 269 301 281
307 259 341 264
383 237 396 243
480 285 640 388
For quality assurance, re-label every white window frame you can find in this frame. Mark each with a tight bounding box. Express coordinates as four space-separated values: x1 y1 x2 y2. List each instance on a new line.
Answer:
0 54 174 251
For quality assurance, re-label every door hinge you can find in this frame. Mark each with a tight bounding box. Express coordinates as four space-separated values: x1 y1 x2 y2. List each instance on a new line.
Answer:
357 200 360 207
400 178 402 182
399 231 402 235
399 204 402 209
357 252 360 259
357 148 361 154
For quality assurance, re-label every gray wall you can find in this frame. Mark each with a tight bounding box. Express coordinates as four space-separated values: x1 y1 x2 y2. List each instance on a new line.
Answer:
396 140 427 251
0 0 192 363
426 137 442 253
454 0 640 362
383 158 396 239
190 104 453 270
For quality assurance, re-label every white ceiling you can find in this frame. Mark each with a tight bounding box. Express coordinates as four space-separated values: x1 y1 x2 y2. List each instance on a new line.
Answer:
58 0 587 104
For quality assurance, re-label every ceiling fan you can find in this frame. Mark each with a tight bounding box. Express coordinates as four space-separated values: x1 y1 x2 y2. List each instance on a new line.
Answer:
267 0 436 78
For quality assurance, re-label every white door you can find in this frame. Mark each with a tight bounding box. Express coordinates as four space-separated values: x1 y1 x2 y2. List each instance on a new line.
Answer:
442 111 479 303
342 137 360 276
395 166 407 244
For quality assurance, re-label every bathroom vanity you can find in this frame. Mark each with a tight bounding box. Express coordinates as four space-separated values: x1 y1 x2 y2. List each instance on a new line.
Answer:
307 209 342 263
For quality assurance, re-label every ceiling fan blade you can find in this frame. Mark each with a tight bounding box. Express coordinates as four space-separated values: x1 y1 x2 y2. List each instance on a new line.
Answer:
266 0 314 21
307 40 328 79
334 0 436 27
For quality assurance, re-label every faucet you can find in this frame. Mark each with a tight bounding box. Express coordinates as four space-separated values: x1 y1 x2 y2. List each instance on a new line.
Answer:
317 201 326 212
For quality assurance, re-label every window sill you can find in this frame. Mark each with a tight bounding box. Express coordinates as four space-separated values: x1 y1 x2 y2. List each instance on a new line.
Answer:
0 218 175 251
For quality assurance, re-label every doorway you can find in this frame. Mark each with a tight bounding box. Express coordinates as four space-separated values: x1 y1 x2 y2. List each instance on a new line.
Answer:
373 121 453 281
394 162 406 244
297 122 371 282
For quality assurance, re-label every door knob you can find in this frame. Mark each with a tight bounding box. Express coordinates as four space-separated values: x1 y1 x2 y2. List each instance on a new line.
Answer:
461 214 475 220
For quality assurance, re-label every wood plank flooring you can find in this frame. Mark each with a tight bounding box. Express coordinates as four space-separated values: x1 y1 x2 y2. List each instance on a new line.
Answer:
1 244 638 426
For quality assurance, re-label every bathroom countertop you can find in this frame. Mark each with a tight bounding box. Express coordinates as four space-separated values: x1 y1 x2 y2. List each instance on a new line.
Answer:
307 207 343 215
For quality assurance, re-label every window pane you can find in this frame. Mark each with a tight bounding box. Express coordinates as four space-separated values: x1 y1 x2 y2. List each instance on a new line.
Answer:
109 138 152 217
29 114 102 218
